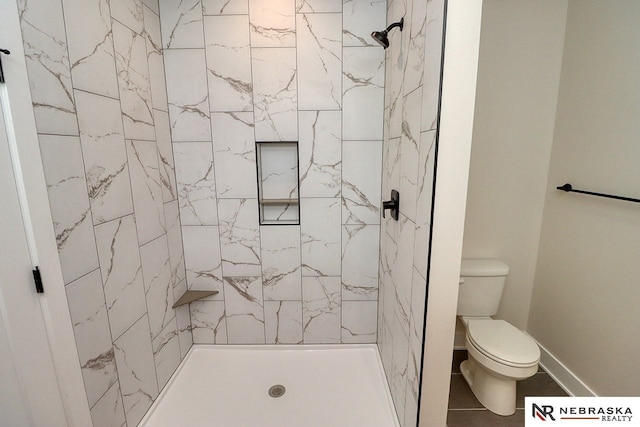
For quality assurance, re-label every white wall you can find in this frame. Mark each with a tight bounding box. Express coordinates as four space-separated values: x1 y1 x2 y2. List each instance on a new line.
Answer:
528 0 640 396
462 0 568 330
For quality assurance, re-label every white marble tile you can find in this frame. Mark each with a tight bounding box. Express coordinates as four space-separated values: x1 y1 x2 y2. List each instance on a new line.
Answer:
140 234 175 339
342 224 379 300
300 198 341 276
378 231 397 324
126 140 165 245
39 136 98 284
18 0 78 135
341 300 377 343
173 142 218 225
389 312 409 423
260 225 301 300
298 111 341 198
386 0 408 140
75 90 134 224
224 276 265 344
143 0 160 15
164 200 186 287
94 215 147 341
378 314 393 381
182 226 224 295
343 0 387 47
395 215 415 330
159 0 204 49
296 0 341 12
265 301 303 344
406 267 426 414
111 0 144 34
163 49 211 141
380 237 400 344
203 0 248 15
113 315 158 427
302 277 341 343
154 110 177 202
204 16 253 112
386 56 403 140
377 236 385 320
342 140 382 224
90 381 125 427
343 47 385 140
382 135 401 195
403 386 418 427
144 6 169 112
297 13 342 110
251 48 298 141
249 0 295 47
218 199 261 276
62 0 119 98
65 269 117 408
172 280 193 357
211 113 257 199
399 88 422 222
190 300 227 344
421 0 445 132
376 230 388 334
152 318 181 390
413 130 436 278
403 0 427 94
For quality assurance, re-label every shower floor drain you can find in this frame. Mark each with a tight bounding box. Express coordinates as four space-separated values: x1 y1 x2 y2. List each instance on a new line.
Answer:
268 384 286 398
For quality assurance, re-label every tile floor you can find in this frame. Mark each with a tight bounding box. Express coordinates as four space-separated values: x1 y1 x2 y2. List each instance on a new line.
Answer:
447 350 568 426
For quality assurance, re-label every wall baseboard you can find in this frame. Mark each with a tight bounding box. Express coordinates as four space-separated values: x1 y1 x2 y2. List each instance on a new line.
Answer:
535 340 597 397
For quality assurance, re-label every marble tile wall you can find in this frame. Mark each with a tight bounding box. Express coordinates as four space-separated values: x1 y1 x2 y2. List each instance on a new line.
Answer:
19 0 189 425
161 0 387 347
376 0 446 426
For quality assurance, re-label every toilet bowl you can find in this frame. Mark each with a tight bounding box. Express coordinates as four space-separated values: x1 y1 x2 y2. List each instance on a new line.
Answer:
459 317 540 416
456 259 541 416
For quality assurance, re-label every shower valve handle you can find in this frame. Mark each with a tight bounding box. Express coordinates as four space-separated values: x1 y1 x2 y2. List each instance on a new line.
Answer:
382 190 400 221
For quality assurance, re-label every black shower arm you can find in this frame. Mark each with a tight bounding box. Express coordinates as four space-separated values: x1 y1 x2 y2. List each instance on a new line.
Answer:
385 18 404 33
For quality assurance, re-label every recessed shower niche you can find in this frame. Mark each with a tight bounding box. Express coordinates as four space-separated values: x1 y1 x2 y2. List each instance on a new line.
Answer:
256 141 300 225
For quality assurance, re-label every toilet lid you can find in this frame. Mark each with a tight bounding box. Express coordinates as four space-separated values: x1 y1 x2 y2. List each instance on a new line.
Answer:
466 319 540 367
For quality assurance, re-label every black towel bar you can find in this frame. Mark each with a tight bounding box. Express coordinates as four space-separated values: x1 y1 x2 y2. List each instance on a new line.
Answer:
557 183 640 204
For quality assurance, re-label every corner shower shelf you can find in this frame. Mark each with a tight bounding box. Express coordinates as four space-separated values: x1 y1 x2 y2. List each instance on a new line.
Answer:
172 290 219 308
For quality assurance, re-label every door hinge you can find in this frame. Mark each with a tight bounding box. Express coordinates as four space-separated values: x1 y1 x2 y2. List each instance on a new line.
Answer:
32 266 44 293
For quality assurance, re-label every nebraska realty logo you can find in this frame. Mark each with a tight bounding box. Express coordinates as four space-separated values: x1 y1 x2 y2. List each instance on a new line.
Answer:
525 397 640 426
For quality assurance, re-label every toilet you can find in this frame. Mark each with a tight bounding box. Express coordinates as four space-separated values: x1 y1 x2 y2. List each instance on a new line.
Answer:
457 258 540 416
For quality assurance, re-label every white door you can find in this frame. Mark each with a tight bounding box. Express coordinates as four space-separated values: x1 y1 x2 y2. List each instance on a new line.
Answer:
0 91 69 426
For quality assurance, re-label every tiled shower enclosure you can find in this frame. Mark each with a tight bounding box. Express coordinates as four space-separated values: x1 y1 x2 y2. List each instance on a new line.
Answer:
17 0 445 425
161 0 387 347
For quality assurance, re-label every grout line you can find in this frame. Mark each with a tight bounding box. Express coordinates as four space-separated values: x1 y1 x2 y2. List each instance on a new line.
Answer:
73 87 120 102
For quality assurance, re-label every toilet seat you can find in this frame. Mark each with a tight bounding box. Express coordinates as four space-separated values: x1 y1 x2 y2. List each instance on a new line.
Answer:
466 319 540 368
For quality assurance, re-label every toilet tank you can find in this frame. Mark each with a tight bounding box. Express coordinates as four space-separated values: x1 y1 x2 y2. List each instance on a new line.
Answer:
457 259 509 316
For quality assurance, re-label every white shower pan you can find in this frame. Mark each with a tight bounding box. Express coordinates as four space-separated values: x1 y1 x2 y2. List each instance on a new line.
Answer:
139 344 400 427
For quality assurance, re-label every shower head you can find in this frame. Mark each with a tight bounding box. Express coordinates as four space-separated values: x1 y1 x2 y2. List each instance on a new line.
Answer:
371 17 404 49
